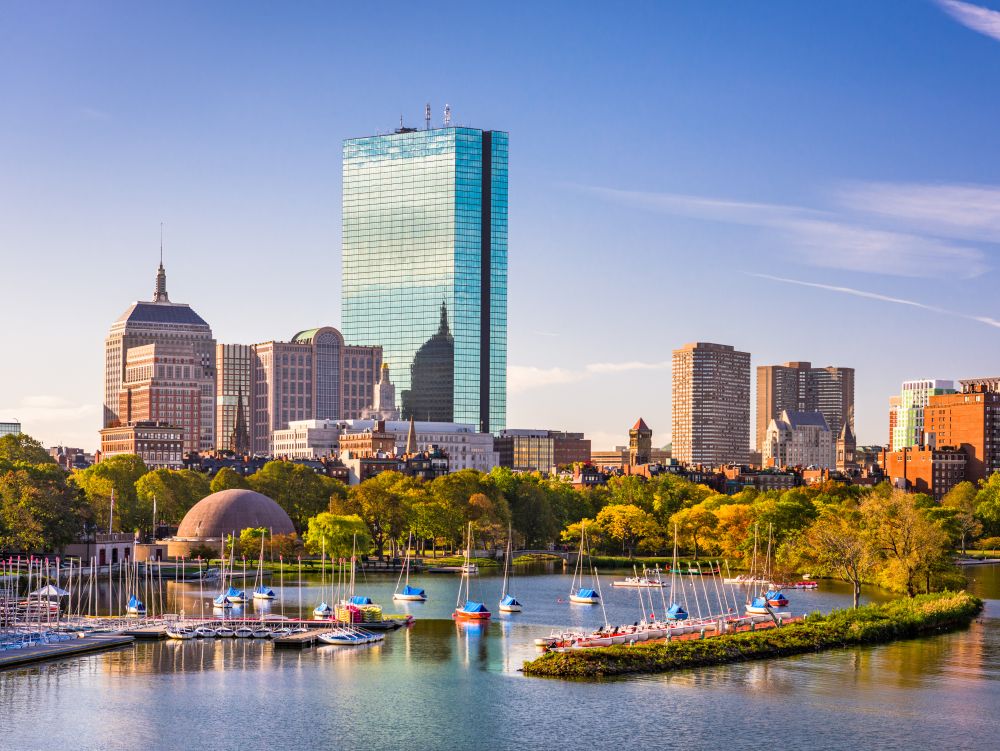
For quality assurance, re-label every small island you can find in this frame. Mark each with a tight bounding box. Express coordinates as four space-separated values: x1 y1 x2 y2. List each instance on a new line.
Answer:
522 591 983 679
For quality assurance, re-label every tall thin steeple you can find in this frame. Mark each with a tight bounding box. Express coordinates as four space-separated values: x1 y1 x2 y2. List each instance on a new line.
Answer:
438 300 450 336
153 223 169 302
405 415 418 454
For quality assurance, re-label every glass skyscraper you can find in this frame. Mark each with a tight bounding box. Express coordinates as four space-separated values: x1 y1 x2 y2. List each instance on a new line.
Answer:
342 125 507 432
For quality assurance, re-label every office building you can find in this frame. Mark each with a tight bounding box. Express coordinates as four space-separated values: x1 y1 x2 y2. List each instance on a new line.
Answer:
271 419 340 460
494 430 555 473
342 120 508 432
216 344 251 454
924 377 1000 483
340 419 497 472
98 421 184 469
551 431 591 468
0 420 21 436
755 362 854 454
885 445 966 501
105 261 216 451
249 327 381 455
761 410 834 469
891 379 956 450
672 342 751 466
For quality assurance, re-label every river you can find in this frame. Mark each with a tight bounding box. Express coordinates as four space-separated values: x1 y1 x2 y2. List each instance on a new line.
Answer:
1 563 997 750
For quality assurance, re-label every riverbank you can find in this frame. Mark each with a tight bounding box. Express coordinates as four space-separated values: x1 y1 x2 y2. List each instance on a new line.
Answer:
522 590 983 679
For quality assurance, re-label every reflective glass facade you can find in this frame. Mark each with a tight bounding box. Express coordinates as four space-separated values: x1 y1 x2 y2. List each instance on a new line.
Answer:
342 126 507 432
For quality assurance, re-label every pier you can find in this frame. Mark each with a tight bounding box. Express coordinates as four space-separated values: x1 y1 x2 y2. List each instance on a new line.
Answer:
0 633 135 671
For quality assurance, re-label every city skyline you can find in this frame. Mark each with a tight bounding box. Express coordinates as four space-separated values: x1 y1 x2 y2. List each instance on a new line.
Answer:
4 2 1000 450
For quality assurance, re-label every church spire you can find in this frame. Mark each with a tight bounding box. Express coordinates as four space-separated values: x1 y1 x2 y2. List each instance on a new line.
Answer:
406 415 418 454
153 224 169 302
438 300 450 336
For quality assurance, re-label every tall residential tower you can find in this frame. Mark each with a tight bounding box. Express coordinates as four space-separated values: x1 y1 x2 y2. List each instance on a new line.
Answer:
755 361 854 454
342 121 508 432
672 342 751 466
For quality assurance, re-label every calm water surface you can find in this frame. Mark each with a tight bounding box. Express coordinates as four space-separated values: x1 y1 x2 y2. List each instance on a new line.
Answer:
1 564 998 751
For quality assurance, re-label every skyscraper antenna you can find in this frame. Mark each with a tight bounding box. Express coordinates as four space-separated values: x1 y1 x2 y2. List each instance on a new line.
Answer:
400 114 404 130
425 103 431 130
159 222 164 265
444 104 451 126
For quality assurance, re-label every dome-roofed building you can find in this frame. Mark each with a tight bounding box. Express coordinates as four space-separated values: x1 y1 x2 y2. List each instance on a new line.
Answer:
168 488 295 556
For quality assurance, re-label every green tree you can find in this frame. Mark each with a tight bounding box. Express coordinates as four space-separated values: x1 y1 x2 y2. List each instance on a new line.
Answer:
337 472 417 556
303 513 372 558
0 463 89 553
248 461 346 532
861 488 952 596
796 507 873 608
596 503 657 558
71 454 148 532
975 472 1000 537
210 467 249 493
135 468 210 526
0 433 56 465
669 503 719 559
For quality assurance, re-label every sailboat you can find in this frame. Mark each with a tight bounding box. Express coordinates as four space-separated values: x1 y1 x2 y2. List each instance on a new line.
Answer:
213 538 233 608
252 534 275 600
126 594 146 616
746 524 777 615
453 522 491 621
665 526 688 621
569 521 600 604
498 525 522 613
313 538 332 618
393 532 427 602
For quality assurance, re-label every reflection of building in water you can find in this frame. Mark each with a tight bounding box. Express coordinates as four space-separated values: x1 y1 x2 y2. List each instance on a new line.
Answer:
401 303 455 423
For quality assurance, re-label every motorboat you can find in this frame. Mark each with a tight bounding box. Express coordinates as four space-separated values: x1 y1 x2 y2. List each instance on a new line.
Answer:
194 626 218 638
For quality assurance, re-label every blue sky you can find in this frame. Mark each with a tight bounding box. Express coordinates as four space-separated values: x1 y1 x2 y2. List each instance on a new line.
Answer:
2 1 1000 451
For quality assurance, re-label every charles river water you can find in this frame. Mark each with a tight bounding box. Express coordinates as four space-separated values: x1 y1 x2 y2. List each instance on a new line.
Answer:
1 562 998 750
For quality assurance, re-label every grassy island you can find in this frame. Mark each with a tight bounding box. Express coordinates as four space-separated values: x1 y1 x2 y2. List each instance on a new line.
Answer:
522 591 983 679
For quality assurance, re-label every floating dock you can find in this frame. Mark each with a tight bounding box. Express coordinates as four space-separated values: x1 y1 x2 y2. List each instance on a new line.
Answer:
0 633 135 671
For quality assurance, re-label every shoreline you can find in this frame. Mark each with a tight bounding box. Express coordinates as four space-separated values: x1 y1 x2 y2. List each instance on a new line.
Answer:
522 591 983 679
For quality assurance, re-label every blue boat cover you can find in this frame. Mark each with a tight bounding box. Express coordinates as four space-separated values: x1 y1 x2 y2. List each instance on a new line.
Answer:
750 596 769 608
225 586 242 597
500 594 521 606
401 585 426 596
575 588 598 598
127 595 144 609
213 594 228 605
314 601 331 612
254 586 275 596
666 603 688 620
460 600 489 613
349 595 373 605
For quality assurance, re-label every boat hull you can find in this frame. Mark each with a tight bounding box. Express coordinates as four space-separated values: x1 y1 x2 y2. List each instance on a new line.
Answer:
392 593 427 602
498 603 522 612
569 595 599 604
453 610 491 620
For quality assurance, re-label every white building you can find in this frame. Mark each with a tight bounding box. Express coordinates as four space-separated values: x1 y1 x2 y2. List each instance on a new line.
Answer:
762 410 834 469
271 419 340 459
339 419 498 472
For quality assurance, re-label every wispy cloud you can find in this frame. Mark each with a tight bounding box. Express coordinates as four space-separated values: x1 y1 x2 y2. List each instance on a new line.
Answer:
838 181 1000 243
936 0 1000 42
750 273 1000 330
509 360 671 394
580 185 986 279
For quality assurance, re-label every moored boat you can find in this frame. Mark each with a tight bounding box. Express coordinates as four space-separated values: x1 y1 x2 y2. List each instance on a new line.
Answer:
126 595 146 616
194 626 218 638
166 625 195 640
216 625 235 637
766 590 789 607
393 532 428 601
235 625 254 638
453 523 491 621
569 587 600 604
252 586 275 601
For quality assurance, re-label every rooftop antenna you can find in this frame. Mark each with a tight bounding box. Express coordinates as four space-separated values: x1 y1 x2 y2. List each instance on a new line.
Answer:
444 103 451 127
399 114 404 130
159 222 164 265
425 103 431 130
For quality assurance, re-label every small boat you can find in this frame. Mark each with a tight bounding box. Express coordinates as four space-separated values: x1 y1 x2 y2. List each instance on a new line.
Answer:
235 626 254 638
225 586 247 604
270 627 292 638
317 627 385 645
194 626 218 638
313 602 333 618
745 595 771 615
498 526 523 613
393 534 427 601
213 593 233 609
611 567 667 588
499 594 522 613
569 588 600 605
251 627 271 638
126 595 146 616
795 580 818 589
453 523 491 621
666 603 689 621
216 626 235 638
394 584 427 602
766 590 789 607
252 586 275 601
166 625 195 640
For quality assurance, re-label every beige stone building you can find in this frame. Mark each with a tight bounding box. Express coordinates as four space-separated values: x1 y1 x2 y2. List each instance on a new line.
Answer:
672 342 750 466
98 421 183 469
761 410 834 469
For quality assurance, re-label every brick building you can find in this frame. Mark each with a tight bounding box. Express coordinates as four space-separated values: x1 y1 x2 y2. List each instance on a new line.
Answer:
885 446 966 501
924 378 1000 484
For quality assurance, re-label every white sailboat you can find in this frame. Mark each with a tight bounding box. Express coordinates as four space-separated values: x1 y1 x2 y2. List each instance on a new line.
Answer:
393 532 427 602
252 534 275 600
498 525 522 613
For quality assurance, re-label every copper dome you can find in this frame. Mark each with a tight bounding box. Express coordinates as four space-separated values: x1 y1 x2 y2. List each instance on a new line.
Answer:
175 489 295 540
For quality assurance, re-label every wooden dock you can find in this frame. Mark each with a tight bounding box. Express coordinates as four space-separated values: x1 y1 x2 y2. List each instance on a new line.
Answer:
272 630 323 649
0 634 134 671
